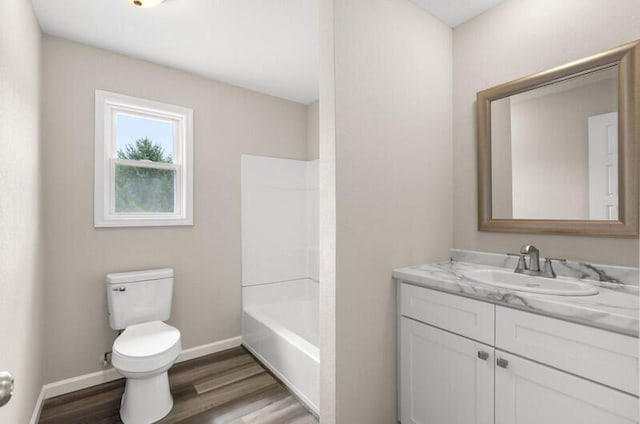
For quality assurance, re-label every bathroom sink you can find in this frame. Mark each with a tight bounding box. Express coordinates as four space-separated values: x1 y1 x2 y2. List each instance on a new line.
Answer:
463 269 599 296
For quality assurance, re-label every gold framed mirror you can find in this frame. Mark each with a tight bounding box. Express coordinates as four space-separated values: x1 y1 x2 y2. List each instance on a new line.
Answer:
477 40 639 238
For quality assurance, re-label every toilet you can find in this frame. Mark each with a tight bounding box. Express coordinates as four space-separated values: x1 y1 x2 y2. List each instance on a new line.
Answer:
106 268 182 424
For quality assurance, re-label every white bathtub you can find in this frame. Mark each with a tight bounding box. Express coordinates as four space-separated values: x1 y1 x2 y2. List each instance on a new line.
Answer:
242 279 319 413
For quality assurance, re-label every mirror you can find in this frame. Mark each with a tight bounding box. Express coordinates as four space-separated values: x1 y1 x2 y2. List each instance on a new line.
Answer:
477 41 638 237
491 65 619 221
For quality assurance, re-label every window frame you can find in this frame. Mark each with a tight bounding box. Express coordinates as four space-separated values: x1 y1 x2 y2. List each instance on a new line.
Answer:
94 90 194 227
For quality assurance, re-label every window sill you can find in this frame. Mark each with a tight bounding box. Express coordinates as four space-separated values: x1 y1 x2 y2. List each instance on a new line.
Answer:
94 217 193 228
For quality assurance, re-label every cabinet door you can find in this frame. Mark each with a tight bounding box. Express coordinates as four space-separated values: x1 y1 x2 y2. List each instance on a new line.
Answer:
495 351 639 424
400 317 494 424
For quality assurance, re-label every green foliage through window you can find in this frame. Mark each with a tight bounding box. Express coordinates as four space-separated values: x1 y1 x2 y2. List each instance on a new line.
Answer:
115 138 175 213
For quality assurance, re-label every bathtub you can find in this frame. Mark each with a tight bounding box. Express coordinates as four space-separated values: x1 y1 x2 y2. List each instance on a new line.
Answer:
242 279 319 414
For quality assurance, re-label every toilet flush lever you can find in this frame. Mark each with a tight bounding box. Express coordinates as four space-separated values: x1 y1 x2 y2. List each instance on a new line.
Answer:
113 287 126 292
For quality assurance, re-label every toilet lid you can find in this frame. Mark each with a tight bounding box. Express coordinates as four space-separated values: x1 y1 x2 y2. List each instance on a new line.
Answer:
114 321 181 358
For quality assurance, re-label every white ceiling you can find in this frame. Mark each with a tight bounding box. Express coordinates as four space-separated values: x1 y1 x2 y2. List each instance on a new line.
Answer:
411 0 506 27
32 0 319 104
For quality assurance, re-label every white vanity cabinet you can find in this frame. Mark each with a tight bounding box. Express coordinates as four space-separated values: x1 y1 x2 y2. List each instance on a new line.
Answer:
400 317 494 424
495 351 638 424
398 282 639 424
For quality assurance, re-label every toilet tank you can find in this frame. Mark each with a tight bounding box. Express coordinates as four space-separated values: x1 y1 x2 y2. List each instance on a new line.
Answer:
106 268 174 330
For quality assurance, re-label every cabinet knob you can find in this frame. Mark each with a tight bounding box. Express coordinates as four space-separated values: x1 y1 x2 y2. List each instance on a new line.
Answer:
496 358 509 368
477 351 489 361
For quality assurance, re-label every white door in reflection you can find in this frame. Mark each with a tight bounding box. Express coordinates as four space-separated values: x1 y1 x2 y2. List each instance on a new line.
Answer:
588 112 618 220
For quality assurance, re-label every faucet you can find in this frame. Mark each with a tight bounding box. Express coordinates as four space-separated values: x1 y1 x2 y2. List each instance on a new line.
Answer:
513 244 565 279
519 244 540 273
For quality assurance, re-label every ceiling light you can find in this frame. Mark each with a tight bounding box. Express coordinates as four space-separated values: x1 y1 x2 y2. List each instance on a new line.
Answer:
126 0 165 8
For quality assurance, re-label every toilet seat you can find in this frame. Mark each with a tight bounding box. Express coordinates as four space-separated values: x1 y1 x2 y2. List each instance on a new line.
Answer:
112 321 181 374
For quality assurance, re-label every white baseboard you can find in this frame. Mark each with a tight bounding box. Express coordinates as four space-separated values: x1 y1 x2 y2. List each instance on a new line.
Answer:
42 368 121 400
39 336 242 401
29 387 46 424
177 336 242 363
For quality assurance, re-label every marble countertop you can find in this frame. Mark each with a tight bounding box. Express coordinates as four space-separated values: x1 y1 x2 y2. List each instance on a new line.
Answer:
393 250 639 337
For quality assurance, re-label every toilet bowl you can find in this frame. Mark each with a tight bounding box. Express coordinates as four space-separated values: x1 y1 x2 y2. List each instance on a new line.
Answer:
112 321 182 424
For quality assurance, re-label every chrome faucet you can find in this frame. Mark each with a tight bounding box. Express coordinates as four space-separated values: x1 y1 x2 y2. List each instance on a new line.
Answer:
518 245 540 273
513 244 565 279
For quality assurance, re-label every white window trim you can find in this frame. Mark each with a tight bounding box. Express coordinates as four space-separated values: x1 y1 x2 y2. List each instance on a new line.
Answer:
94 90 194 227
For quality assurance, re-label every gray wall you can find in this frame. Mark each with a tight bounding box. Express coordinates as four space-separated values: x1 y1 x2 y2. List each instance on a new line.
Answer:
453 0 640 266
41 36 311 383
0 1 44 422
307 100 319 160
320 0 453 421
318 0 337 419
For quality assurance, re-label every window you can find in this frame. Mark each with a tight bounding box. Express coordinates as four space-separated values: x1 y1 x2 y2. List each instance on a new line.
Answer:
94 90 193 227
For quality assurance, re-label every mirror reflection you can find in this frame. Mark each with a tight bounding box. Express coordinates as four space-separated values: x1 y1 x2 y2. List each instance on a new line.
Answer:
491 65 619 221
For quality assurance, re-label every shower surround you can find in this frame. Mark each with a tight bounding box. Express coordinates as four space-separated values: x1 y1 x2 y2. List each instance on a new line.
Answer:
240 155 319 413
